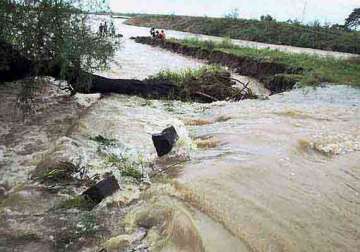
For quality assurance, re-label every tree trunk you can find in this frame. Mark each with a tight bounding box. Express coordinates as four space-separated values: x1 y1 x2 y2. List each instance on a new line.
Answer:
0 40 179 99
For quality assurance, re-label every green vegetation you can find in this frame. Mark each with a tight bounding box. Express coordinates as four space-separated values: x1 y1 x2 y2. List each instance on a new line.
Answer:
76 212 98 236
121 166 143 181
90 135 117 146
173 37 360 86
57 195 95 210
148 65 223 87
0 0 119 113
33 161 78 185
54 212 98 250
106 153 124 165
126 15 360 54
147 64 255 100
345 8 360 30
106 154 144 182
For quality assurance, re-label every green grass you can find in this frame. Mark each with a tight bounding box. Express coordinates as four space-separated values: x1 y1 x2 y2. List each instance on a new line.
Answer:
33 161 78 185
174 37 360 86
90 135 116 146
147 65 224 87
76 212 98 236
120 166 143 181
57 196 96 210
146 64 254 101
106 153 144 182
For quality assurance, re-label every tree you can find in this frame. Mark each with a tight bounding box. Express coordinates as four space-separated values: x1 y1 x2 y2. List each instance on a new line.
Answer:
0 0 119 112
1 0 118 85
345 8 360 29
224 8 239 20
260 15 275 22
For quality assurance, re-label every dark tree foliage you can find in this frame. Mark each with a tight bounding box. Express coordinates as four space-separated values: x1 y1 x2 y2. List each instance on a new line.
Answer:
260 15 275 22
345 8 360 29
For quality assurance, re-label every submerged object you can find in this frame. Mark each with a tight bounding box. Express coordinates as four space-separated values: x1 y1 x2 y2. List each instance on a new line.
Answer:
82 175 120 205
152 126 179 157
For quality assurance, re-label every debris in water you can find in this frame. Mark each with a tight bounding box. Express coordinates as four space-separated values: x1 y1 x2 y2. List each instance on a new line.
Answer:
152 126 179 157
32 160 78 185
82 175 120 205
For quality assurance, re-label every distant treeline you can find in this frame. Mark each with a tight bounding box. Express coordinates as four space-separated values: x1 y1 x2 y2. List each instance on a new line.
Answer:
126 15 360 54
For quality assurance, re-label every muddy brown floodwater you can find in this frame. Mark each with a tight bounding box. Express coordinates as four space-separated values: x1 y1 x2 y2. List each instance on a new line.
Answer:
100 18 360 251
0 18 359 252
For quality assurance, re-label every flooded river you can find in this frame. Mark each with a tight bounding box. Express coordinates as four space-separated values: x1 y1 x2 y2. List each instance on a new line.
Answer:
1 18 359 252
91 19 360 251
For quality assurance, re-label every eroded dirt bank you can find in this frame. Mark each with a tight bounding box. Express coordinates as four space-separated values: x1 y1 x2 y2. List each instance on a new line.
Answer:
132 36 302 94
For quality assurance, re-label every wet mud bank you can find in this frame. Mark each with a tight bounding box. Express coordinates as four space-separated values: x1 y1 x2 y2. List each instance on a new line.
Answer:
133 36 304 94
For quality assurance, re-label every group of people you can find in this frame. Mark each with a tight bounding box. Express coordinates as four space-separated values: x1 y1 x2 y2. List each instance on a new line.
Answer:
150 28 166 41
99 21 117 37
99 22 108 37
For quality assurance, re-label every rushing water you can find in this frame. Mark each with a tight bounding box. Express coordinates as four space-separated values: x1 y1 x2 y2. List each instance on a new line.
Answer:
1 18 359 251
85 18 360 251
95 18 204 80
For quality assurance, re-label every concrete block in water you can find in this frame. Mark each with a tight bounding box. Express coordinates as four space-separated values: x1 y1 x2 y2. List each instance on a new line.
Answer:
152 126 179 157
82 175 120 205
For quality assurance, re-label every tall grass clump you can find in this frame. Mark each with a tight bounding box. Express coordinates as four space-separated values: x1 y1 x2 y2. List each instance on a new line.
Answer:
181 37 235 50
145 65 254 101
147 65 223 87
182 37 216 50
218 37 236 49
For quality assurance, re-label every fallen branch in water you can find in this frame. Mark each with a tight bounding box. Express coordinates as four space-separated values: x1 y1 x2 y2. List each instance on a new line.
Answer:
194 91 219 102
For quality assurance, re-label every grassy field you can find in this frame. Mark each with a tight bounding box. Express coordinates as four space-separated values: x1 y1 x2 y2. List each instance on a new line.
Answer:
126 15 360 55
173 37 360 87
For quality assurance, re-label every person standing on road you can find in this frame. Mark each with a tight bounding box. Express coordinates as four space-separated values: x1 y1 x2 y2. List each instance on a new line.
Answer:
160 30 166 41
104 22 108 35
150 27 156 38
99 22 104 36
155 30 160 39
